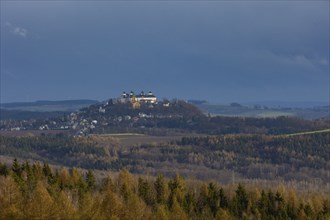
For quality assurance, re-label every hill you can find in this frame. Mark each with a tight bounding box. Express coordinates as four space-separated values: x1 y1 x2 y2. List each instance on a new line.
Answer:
74 99 204 135
0 99 99 112
0 131 329 187
192 102 329 119
243 101 329 108
0 109 67 120
1 98 330 196
42 99 329 136
1 98 328 136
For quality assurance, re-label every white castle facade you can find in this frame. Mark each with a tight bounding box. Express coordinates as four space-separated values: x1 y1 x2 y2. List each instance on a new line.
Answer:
118 91 157 104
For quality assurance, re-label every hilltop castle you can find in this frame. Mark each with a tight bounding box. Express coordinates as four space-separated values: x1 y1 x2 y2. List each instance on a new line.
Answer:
118 91 157 107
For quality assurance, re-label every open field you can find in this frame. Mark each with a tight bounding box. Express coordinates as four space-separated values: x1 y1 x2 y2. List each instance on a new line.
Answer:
285 129 330 136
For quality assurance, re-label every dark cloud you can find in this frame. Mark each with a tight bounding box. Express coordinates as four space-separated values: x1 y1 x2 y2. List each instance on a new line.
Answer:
1 1 329 103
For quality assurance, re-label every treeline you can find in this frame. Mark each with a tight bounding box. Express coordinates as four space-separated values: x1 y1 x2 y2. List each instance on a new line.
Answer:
99 115 329 136
1 160 329 220
177 133 330 171
1 132 329 183
191 116 329 135
0 134 114 169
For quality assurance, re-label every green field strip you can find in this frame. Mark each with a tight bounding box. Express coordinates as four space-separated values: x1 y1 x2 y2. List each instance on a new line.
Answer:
285 129 330 137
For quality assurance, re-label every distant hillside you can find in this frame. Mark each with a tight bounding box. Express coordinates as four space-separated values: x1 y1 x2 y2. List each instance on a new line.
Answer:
1 131 329 185
0 109 67 120
0 99 99 112
74 99 205 135
193 103 329 120
1 98 328 136
243 101 329 108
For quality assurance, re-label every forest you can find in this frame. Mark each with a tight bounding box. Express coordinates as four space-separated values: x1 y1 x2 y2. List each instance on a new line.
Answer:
0 131 329 187
1 101 329 219
1 160 329 220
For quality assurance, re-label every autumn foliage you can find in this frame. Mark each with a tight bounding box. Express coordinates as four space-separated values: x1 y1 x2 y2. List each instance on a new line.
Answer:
0 160 329 219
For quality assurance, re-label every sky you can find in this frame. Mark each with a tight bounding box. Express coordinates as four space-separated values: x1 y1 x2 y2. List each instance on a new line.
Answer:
1 1 329 104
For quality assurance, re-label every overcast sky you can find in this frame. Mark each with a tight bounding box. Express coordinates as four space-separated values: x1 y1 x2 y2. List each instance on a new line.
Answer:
1 1 329 103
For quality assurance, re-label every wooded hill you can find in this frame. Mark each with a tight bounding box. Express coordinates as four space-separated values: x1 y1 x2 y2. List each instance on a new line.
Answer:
76 100 329 135
1 160 329 220
1 100 329 199
1 99 328 136
1 132 329 187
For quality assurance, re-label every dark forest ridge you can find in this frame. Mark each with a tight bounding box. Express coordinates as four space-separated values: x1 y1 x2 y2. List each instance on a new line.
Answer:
0 99 99 113
0 99 99 108
1 132 329 186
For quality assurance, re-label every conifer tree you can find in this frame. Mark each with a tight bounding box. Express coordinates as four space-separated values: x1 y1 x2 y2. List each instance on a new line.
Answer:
215 208 234 220
25 161 37 193
151 205 169 220
78 191 102 219
169 198 188 220
286 190 299 219
138 177 155 206
31 163 43 181
154 174 168 204
118 169 133 201
122 194 148 220
24 181 57 219
231 184 249 218
100 188 123 219
182 191 196 215
0 176 24 219
86 170 96 191
42 163 53 179
11 158 21 176
55 191 77 219
208 182 220 216
101 176 115 192
196 183 209 214
0 163 9 176
58 168 70 189
320 199 330 218
219 187 228 208
168 174 186 208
